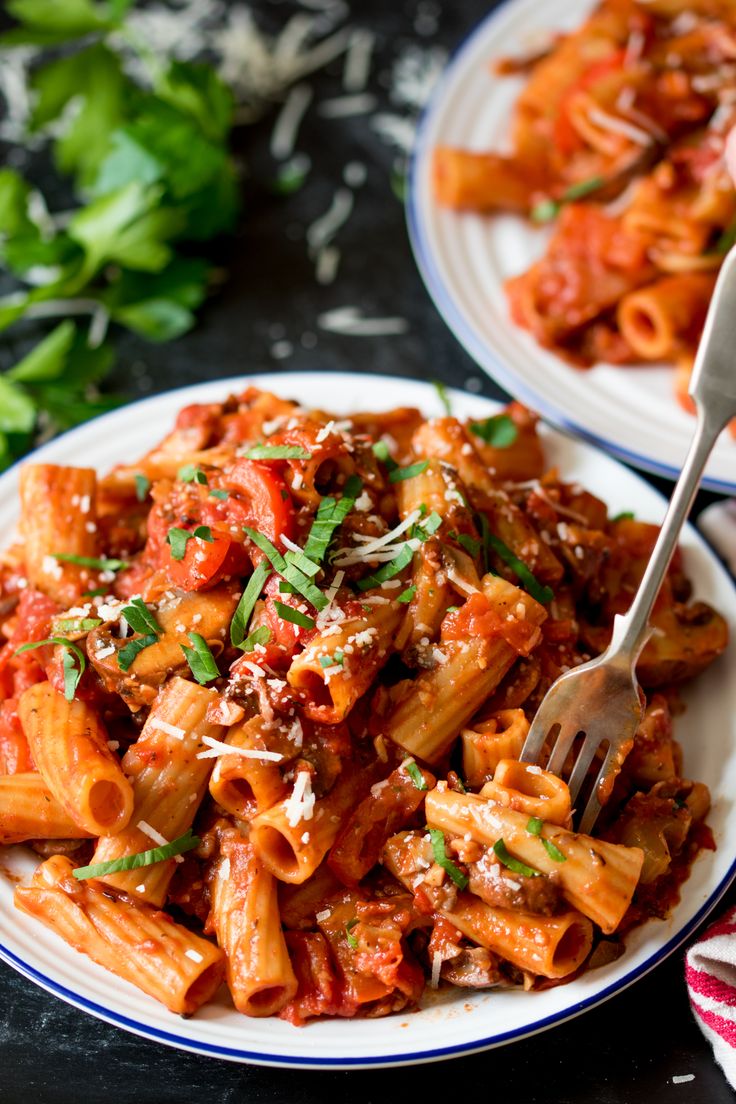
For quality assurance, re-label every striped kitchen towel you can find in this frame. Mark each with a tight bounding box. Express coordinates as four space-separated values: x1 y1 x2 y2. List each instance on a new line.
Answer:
686 906 736 1088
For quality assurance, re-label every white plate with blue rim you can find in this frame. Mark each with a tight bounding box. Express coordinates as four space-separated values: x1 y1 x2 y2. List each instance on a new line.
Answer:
407 0 736 495
0 372 735 1068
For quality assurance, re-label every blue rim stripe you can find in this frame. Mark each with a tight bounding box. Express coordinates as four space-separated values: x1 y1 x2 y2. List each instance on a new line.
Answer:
405 2 735 497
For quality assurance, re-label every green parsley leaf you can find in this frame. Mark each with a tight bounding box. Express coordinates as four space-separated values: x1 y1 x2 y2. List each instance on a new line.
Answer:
230 560 270 648
242 445 312 460
372 439 398 473
428 827 468 889
457 533 482 557
181 631 220 684
166 528 191 561
53 553 127 571
611 511 635 522
345 917 359 950
209 488 229 501
239 625 272 652
356 542 415 592
72 828 200 880
193 525 213 542
273 600 316 631
83 587 108 598
117 632 158 672
134 473 151 502
121 597 162 638
14 637 86 701
403 760 427 790
397 584 416 604
493 838 541 878
542 838 567 863
319 651 344 668
389 460 430 484
244 527 327 611
484 532 554 605
55 617 102 633
303 475 362 563
526 816 544 836
178 463 207 484
469 414 518 448
531 176 605 223
433 380 452 415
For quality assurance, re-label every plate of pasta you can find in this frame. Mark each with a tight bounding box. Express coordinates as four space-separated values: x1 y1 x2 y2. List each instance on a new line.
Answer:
408 0 736 493
0 371 735 1069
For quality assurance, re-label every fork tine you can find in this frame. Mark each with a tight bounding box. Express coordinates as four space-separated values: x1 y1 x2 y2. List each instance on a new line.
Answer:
519 715 554 765
546 723 580 777
578 743 619 834
566 738 602 806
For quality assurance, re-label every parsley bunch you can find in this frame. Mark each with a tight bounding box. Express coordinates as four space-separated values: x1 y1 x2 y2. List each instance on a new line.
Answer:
0 0 240 471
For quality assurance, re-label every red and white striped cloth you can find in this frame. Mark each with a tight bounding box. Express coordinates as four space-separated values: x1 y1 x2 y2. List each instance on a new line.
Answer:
686 905 736 1087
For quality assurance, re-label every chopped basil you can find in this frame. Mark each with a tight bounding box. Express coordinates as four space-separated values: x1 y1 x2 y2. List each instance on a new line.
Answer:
356 542 415 592
484 532 554 604
243 445 312 460
457 533 482 557
209 488 230 500
230 560 270 648
240 625 272 652
121 597 162 638
526 816 544 836
397 584 416 604
423 511 442 535
469 413 518 448
118 633 158 672
166 525 213 561
389 460 429 484
83 587 108 598
428 827 468 889
542 838 567 863
53 554 127 571
403 760 427 791
14 638 86 701
244 527 327 611
493 838 541 878
72 829 201 880
273 600 316 631
303 474 362 563
181 632 220 684
319 651 343 668
372 440 397 473
433 379 452 416
278 581 300 594
531 176 605 223
345 917 359 950
134 473 151 502
611 511 635 523
177 463 208 485
55 618 102 633
285 547 320 578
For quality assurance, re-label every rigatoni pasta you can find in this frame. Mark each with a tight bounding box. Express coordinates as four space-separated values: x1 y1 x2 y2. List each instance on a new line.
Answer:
0 385 724 1024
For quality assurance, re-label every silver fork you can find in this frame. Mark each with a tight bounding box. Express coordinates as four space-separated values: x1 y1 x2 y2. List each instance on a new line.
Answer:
520 247 736 834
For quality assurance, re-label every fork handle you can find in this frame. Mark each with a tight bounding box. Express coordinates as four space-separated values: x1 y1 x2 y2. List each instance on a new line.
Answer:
608 248 736 663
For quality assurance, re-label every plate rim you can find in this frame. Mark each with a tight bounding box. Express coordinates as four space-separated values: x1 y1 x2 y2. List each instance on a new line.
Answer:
1 369 735 1069
406 0 736 497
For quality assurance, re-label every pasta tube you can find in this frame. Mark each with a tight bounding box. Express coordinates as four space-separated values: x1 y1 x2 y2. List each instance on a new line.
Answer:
18 682 133 836
617 274 716 361
0 773 94 845
15 855 224 1015
461 709 529 786
208 715 289 821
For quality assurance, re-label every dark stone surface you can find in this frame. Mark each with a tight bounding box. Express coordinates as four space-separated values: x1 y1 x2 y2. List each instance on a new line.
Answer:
0 1 734 1100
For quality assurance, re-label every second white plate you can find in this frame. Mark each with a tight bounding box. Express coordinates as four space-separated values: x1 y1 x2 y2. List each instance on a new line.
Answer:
408 0 736 494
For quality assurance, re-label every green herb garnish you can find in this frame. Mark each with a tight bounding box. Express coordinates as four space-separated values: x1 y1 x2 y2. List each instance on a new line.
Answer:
134 474 151 501
531 176 605 223
389 460 429 484
55 618 102 633
428 827 468 889
242 445 312 460
273 600 316 631
457 533 482 557
72 829 201 880
542 838 567 863
121 597 162 638
244 527 327 611
345 918 359 950
181 632 220 684
209 488 229 500
166 525 213 561
356 542 415 592
14 637 86 701
53 554 127 571
484 532 554 604
372 440 398 473
239 625 272 652
230 560 270 648
493 838 541 878
397 585 416 604
469 413 518 448
611 511 635 522
319 652 343 668
117 633 158 672
178 464 208 485
303 474 362 563
403 760 427 790
527 816 544 836
433 380 452 416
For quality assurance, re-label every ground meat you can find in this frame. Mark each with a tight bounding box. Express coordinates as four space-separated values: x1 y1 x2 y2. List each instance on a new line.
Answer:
467 850 562 915
441 947 505 989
